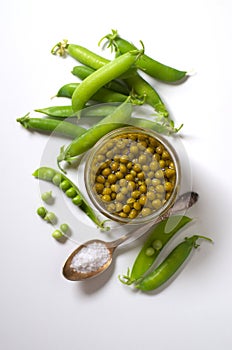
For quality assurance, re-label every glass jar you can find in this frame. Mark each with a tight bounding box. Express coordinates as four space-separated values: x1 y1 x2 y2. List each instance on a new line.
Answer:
84 126 181 224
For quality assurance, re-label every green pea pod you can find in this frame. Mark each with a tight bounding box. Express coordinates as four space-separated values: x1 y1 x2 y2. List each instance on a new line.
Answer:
57 99 133 166
71 50 142 112
72 65 130 95
130 117 183 135
100 30 187 83
136 235 213 292
17 113 86 138
125 72 169 117
56 82 128 104
119 215 192 285
32 166 107 230
51 39 171 120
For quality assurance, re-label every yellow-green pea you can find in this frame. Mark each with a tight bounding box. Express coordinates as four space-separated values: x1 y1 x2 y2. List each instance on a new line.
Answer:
52 173 62 186
141 207 152 217
102 167 111 177
44 211 57 224
123 204 131 214
102 194 111 202
152 239 163 250
132 190 141 199
52 229 64 240
152 199 162 209
139 195 147 206
60 180 71 191
108 173 117 184
115 202 123 212
128 181 136 191
110 161 119 172
133 201 141 211
116 193 125 202
119 163 127 173
156 184 165 193
96 175 105 184
60 223 69 233
165 168 176 178
155 169 164 179
95 183 104 194
116 171 124 179
128 209 138 219
147 191 155 201
37 206 47 218
149 161 159 171
102 187 112 195
125 173 134 181
72 195 82 206
66 187 77 198
121 187 128 195
164 182 173 192
145 247 155 256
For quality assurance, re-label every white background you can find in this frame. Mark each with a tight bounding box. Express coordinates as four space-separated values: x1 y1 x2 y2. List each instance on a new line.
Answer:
1 0 232 349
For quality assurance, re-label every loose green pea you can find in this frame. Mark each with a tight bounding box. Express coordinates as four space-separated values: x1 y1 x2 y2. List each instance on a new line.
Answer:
37 206 47 218
60 223 69 233
44 212 57 224
41 190 53 203
52 229 64 240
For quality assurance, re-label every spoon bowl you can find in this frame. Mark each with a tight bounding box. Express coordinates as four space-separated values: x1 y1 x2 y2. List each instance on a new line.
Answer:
63 239 115 281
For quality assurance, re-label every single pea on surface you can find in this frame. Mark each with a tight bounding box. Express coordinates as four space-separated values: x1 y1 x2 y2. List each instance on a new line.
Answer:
41 190 53 203
86 127 179 222
37 206 47 218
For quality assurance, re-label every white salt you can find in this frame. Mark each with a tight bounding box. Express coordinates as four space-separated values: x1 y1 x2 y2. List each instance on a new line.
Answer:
70 242 110 273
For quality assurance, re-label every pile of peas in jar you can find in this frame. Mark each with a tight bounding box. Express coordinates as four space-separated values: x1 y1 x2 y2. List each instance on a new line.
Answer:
90 128 178 221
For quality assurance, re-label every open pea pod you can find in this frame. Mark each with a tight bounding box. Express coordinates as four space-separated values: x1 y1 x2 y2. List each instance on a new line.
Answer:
119 215 192 285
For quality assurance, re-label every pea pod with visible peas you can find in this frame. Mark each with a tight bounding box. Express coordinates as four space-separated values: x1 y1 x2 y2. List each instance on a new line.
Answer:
135 235 213 292
17 113 86 138
57 98 132 167
32 166 107 230
99 30 188 83
119 215 192 285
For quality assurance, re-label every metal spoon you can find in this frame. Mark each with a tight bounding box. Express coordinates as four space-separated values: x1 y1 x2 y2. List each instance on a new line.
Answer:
63 191 198 281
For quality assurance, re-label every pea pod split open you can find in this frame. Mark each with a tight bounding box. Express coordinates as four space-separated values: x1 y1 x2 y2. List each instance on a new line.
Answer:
32 166 107 230
135 235 213 292
119 215 192 285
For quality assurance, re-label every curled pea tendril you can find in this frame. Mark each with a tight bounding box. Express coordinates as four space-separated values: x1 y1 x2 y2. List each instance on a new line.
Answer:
51 39 69 56
98 29 119 52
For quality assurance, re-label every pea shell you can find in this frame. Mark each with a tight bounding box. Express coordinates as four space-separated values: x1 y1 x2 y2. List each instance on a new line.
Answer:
129 215 192 283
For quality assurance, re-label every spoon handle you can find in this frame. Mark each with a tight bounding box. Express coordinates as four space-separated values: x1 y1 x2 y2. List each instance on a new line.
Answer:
108 191 198 249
